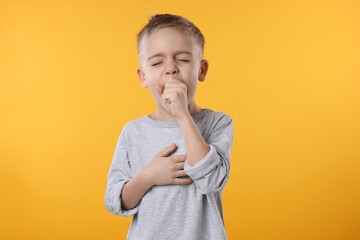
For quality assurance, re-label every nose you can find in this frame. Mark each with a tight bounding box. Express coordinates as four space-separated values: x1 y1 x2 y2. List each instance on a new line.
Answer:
165 61 179 76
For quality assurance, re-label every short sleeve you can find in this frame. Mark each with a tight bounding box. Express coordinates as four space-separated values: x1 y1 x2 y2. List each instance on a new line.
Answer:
104 127 139 216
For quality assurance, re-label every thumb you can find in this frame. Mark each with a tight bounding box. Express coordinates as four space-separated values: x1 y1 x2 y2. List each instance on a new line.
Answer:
156 143 176 157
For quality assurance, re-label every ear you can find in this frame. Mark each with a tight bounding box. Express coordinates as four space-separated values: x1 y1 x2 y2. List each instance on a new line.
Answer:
136 67 148 88
198 59 209 82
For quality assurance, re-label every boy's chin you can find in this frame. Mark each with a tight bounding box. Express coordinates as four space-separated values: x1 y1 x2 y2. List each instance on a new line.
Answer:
163 104 172 113
161 102 173 114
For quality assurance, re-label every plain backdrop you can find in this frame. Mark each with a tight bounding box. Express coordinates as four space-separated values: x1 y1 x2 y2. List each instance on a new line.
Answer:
1 0 359 239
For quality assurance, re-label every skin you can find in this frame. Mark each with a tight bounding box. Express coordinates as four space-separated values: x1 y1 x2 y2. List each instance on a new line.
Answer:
120 27 211 210
136 27 209 121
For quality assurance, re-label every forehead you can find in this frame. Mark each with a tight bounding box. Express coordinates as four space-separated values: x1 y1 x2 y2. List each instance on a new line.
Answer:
140 27 200 60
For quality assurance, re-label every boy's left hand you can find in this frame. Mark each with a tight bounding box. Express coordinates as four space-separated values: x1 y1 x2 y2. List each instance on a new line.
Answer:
161 77 189 120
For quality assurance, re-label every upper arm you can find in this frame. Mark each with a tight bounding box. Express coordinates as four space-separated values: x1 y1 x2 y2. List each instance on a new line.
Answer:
104 126 139 216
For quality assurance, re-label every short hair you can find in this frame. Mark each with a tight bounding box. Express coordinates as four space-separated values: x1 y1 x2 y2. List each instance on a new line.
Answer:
136 13 205 61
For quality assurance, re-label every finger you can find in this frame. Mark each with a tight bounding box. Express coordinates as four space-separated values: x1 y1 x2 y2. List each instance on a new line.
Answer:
165 78 179 84
162 92 176 99
165 83 183 89
166 80 186 88
166 79 187 88
168 77 185 85
156 143 177 157
170 154 187 162
174 170 189 178
173 177 193 185
174 162 185 170
161 92 173 100
161 95 172 103
163 88 184 94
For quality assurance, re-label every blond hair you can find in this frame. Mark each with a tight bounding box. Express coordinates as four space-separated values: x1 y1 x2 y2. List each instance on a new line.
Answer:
136 13 205 60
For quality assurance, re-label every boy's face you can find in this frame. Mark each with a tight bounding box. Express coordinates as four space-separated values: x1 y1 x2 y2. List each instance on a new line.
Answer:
137 27 208 114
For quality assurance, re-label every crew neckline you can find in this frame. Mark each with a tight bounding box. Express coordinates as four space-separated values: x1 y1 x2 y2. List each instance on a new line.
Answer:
144 108 211 128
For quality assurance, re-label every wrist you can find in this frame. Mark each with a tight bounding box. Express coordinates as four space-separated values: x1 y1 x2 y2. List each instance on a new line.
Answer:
176 111 192 124
138 166 155 188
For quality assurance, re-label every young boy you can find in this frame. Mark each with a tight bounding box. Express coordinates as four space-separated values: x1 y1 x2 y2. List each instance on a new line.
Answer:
105 13 234 240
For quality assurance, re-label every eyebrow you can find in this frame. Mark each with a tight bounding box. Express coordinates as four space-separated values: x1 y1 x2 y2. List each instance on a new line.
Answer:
147 51 193 61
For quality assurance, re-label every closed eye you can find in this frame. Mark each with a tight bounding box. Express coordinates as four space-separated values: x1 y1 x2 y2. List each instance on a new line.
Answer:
151 60 190 66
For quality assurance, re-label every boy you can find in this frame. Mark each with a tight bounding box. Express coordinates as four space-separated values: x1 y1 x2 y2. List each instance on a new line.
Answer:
105 13 234 240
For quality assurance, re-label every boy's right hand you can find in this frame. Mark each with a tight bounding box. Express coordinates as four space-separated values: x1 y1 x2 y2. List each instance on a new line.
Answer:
143 143 194 186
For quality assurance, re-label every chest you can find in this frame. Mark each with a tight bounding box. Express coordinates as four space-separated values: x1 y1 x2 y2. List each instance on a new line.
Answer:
127 128 188 176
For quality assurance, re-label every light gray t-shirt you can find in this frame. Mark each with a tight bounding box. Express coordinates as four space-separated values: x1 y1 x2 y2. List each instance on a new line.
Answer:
104 108 234 240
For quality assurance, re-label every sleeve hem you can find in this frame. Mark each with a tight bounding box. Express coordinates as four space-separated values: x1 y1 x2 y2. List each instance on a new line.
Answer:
105 179 139 217
183 144 220 180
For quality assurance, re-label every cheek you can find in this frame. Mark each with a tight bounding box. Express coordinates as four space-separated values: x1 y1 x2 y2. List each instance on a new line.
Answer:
187 76 198 87
147 75 163 95
186 80 198 96
154 84 164 95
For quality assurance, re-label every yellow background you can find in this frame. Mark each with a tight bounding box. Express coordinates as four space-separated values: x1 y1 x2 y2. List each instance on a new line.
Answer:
1 0 359 239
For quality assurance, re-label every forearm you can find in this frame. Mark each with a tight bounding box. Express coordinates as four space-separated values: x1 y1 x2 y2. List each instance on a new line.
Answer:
178 112 210 167
120 168 153 210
